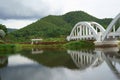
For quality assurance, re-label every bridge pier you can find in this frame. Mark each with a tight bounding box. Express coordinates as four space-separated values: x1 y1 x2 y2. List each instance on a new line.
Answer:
94 40 120 47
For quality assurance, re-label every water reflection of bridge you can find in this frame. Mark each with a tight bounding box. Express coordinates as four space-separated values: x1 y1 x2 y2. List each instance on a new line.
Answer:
67 47 120 78
67 50 103 69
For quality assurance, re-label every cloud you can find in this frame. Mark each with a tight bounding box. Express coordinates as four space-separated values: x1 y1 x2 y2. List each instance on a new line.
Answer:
1 63 117 80
0 0 120 29
0 19 37 29
0 0 120 20
0 0 56 19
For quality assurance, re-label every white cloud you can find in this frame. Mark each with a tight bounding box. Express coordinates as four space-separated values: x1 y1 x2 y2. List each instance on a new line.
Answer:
57 0 120 18
0 0 120 28
0 19 37 29
0 0 120 19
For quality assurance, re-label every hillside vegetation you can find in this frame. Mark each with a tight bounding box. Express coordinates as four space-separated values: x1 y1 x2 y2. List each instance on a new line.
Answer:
8 11 112 42
7 28 17 33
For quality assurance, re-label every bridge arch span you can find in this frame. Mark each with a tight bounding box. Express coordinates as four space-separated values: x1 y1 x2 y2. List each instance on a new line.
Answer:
102 13 120 41
67 21 105 41
90 22 105 33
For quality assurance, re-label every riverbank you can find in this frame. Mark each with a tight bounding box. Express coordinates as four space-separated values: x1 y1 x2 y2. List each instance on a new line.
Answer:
13 40 95 50
0 44 16 55
63 40 95 50
0 40 119 53
0 44 15 50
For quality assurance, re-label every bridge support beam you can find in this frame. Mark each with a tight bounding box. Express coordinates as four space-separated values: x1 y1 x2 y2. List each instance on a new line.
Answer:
94 40 120 47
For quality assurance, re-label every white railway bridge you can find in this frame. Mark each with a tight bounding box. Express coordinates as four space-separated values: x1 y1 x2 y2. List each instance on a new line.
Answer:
67 13 120 46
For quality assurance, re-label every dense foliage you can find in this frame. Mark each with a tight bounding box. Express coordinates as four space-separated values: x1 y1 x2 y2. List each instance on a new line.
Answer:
0 24 7 39
0 24 7 34
64 40 95 50
7 28 17 33
9 11 112 42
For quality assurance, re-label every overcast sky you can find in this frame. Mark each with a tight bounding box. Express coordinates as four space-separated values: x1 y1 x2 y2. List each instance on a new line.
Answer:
0 0 120 29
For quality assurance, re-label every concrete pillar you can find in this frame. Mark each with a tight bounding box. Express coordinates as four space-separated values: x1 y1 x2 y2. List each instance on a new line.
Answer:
112 25 115 38
89 29 91 35
80 26 82 39
83 26 85 36
86 27 88 35
77 27 79 37
113 25 115 32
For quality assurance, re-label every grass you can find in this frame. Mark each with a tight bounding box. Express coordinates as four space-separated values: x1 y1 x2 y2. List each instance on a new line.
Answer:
13 40 95 51
0 40 5 43
0 38 95 54
64 40 95 50
0 44 16 55
13 37 67 50
15 43 64 50
0 44 15 48
42 37 66 42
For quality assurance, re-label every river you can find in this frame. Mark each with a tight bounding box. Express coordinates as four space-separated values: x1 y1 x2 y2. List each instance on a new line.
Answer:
0 47 120 80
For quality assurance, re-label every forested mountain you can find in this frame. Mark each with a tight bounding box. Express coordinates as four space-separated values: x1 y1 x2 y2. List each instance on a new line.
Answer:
8 11 112 42
7 28 17 33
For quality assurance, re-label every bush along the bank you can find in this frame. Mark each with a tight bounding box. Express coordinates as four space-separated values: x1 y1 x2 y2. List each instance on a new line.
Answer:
0 44 15 51
64 40 95 50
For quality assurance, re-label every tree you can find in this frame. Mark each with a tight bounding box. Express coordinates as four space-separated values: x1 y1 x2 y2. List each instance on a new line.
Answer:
0 24 7 34
0 24 7 39
0 30 6 38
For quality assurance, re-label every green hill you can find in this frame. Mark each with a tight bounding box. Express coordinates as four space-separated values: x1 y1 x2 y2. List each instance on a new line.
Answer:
8 11 112 42
7 28 17 33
